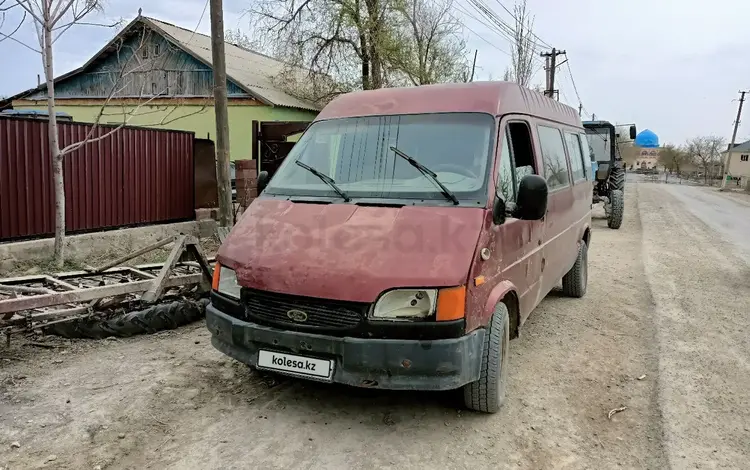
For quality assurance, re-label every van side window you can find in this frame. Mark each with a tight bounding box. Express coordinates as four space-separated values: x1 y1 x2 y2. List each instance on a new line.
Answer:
564 132 586 182
508 121 535 186
497 121 537 202
497 130 515 202
538 125 570 190
578 133 593 179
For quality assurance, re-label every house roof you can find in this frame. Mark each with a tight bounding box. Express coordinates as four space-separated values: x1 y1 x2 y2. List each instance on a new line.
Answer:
144 17 318 111
2 15 319 112
726 139 750 153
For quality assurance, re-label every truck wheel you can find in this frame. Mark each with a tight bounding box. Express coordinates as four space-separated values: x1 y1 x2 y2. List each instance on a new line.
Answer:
463 303 509 413
610 166 625 191
562 242 588 298
607 189 624 229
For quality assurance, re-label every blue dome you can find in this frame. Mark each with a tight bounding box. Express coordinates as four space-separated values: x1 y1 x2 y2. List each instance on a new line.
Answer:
635 129 659 148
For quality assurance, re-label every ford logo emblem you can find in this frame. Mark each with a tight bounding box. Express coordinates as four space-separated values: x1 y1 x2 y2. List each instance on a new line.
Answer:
287 309 308 323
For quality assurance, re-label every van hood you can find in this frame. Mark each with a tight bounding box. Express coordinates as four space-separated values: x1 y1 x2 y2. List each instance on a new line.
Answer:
217 199 484 303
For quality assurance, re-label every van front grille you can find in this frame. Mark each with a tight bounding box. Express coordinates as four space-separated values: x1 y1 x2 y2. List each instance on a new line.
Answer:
243 288 368 330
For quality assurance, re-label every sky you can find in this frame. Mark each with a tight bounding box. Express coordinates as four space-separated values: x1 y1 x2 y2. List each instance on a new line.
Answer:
1 0 750 145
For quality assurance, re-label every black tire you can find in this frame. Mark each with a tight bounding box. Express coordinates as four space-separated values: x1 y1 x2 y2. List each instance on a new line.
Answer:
463 303 510 413
610 166 625 191
44 299 207 339
607 189 624 229
562 242 588 298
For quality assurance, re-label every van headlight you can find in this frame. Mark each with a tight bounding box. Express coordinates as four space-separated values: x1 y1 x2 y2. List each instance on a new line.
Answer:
371 289 438 320
215 265 241 299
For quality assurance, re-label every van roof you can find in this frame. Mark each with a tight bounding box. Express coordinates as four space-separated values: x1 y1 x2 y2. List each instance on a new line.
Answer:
316 81 581 127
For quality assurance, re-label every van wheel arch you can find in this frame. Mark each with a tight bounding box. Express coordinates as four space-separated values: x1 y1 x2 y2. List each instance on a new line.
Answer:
582 227 591 246
502 292 520 339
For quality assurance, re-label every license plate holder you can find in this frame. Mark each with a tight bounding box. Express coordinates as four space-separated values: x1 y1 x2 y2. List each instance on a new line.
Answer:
257 350 334 381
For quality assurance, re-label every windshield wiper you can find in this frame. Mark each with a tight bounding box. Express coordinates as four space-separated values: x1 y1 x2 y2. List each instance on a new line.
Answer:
389 146 459 205
294 160 350 202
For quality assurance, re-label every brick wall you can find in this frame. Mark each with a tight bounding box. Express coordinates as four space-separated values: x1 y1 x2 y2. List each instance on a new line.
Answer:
235 159 258 210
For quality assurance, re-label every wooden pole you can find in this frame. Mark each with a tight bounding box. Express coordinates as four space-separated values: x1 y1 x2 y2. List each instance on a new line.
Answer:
721 90 747 190
210 0 233 228
469 50 478 82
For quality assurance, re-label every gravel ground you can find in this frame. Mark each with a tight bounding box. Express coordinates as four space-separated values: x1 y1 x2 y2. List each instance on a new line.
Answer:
0 182 747 469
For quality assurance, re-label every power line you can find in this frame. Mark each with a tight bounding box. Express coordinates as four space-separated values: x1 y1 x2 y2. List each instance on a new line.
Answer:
186 0 210 45
484 0 590 111
464 0 516 44
490 0 552 49
457 0 590 112
455 0 545 68
451 7 512 57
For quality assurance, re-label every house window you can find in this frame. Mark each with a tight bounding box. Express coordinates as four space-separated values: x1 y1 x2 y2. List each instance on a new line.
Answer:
151 82 158 95
142 48 149 59
741 154 749 162
153 44 160 56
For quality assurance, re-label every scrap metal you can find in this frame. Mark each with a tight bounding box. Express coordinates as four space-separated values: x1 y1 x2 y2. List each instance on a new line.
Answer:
0 235 214 339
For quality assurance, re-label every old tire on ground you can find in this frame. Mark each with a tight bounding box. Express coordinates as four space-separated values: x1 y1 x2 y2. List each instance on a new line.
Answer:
562 241 588 298
607 189 624 229
463 302 510 413
610 166 625 191
44 298 208 339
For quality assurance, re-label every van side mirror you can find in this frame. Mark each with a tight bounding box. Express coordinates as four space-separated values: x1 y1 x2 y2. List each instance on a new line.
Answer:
257 170 269 193
629 125 637 140
513 174 548 220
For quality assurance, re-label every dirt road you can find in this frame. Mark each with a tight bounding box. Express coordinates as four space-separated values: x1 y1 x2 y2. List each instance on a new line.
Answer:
1 182 748 469
638 182 750 468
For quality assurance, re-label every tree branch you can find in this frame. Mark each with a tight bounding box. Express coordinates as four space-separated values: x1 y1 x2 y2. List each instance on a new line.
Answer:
0 10 39 52
13 0 43 25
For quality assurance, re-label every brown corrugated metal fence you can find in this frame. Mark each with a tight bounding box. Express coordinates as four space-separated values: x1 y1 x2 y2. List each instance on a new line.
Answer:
0 118 195 241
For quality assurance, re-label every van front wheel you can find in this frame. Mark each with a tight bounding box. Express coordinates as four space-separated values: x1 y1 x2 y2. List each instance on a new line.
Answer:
463 303 510 413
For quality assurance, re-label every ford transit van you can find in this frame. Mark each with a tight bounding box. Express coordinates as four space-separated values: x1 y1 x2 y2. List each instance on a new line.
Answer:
207 82 593 413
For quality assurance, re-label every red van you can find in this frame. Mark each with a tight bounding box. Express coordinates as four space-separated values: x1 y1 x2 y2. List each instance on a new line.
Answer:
207 82 592 413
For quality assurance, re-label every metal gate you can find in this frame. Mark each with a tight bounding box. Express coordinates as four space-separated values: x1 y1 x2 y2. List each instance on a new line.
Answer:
251 120 311 178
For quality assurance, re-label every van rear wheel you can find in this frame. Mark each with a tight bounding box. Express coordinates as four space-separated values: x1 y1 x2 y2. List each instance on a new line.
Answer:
562 241 588 298
463 303 509 413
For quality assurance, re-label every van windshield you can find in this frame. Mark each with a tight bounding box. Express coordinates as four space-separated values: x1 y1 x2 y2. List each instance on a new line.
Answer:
264 113 494 204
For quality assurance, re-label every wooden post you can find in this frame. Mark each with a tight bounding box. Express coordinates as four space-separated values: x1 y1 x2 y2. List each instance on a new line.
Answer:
87 236 177 273
210 0 233 228
140 235 187 304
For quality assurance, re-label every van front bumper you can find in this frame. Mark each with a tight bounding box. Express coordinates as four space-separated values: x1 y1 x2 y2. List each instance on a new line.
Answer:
206 304 484 391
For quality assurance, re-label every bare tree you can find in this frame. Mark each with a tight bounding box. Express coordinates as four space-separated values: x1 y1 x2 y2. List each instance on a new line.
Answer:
685 136 726 185
12 0 106 267
658 144 691 176
13 2 207 266
225 27 256 49
503 0 536 87
248 0 474 104
250 0 392 94
0 0 28 46
389 0 469 86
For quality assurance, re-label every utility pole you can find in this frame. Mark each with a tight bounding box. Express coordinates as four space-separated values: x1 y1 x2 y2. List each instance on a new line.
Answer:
540 48 565 99
721 90 747 190
210 0 233 228
469 50 478 82
578 103 583 117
